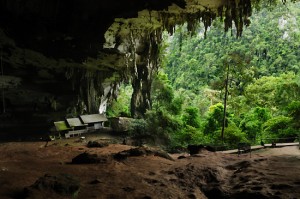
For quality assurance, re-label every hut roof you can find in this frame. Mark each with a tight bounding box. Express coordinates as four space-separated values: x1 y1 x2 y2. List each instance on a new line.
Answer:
80 114 108 124
66 118 86 128
54 121 71 131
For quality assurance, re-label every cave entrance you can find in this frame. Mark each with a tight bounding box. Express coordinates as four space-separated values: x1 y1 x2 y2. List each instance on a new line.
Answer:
104 0 300 148
102 0 257 119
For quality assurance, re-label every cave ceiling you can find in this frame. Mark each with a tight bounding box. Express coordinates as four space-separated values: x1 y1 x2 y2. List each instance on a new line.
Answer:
0 0 297 133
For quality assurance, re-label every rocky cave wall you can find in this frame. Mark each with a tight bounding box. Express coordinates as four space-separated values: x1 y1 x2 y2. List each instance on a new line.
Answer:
0 0 296 135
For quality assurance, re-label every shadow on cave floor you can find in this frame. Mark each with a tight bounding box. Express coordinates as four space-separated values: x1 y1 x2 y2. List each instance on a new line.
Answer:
0 127 124 145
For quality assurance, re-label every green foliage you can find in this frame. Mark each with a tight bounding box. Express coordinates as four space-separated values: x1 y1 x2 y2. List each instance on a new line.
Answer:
244 73 300 112
262 116 295 140
181 107 201 128
164 2 300 148
169 96 183 115
145 108 183 146
107 84 132 117
170 125 209 148
200 103 248 148
286 101 300 118
170 125 195 147
108 2 300 149
151 72 174 111
164 2 300 97
203 120 248 149
128 119 148 138
223 122 248 148
239 107 271 142
286 101 300 129
203 103 225 135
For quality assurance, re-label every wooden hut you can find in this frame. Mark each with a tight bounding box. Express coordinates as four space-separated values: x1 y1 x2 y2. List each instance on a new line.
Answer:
64 118 88 138
79 114 108 130
53 121 71 138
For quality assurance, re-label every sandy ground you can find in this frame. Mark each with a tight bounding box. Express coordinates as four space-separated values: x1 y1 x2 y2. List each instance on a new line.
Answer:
0 134 300 199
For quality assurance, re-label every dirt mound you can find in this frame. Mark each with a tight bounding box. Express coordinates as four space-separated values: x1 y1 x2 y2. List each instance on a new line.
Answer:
113 146 174 161
86 140 109 148
225 160 252 170
224 156 299 199
168 163 228 198
72 152 111 164
24 173 80 198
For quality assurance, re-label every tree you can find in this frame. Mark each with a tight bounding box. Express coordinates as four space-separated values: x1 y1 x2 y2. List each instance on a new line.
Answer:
203 103 225 135
244 72 300 113
151 72 174 111
286 101 300 129
239 107 271 142
262 116 295 141
182 106 201 128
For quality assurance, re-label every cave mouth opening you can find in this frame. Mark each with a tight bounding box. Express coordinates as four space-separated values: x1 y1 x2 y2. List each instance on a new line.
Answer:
0 0 297 140
106 0 300 148
102 0 294 120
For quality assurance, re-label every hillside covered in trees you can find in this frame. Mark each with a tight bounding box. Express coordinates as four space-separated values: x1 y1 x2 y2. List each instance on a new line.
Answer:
108 1 300 150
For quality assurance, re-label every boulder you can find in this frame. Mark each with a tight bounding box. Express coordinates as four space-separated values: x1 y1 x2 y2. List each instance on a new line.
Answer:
87 141 109 148
113 147 174 161
24 173 80 198
72 152 110 164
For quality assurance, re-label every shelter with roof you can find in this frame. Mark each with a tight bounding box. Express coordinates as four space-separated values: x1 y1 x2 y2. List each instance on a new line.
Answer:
79 114 108 130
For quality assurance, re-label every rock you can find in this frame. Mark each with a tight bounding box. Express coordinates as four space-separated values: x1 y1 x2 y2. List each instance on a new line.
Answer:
24 173 80 197
202 186 228 199
154 150 174 161
89 179 102 184
125 147 148 156
122 187 135 192
110 117 134 132
187 145 205 155
72 152 110 164
113 147 174 161
231 191 269 199
178 155 187 159
87 141 109 148
225 160 252 171
187 193 197 199
270 184 293 190
187 145 221 154
205 145 216 152
113 152 130 161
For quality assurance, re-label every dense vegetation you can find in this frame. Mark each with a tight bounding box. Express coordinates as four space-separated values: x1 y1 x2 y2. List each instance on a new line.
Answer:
107 2 300 150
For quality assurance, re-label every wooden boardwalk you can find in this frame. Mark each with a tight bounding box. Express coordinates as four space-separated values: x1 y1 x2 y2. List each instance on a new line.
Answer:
219 142 299 154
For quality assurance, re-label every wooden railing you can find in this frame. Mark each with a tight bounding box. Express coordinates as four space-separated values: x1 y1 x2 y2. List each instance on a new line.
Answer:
260 136 299 147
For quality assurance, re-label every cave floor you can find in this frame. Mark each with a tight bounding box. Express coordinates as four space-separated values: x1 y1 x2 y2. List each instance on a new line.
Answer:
0 135 300 199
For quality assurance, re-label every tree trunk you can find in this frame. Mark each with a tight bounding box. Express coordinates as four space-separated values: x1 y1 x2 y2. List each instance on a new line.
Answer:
221 64 230 143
